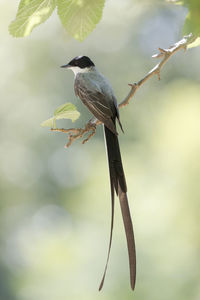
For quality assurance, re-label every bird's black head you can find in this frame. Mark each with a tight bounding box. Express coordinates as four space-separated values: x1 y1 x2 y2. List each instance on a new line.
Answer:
61 56 95 69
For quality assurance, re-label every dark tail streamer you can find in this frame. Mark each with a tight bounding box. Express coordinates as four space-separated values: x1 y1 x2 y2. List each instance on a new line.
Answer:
99 125 136 290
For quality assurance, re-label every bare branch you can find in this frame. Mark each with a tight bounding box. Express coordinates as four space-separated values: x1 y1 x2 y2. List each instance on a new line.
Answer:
119 33 197 108
51 120 97 148
52 33 197 147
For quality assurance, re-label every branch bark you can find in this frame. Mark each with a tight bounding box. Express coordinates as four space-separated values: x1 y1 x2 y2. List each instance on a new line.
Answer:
51 33 197 147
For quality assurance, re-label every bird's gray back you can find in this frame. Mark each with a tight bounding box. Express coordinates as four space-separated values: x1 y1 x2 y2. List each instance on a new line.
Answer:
75 68 116 103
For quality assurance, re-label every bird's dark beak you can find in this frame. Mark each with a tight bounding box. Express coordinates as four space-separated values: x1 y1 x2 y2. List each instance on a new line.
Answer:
60 63 70 68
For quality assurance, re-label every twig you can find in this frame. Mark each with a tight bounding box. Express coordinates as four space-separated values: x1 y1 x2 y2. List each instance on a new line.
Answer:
119 33 196 108
52 33 197 147
51 121 97 147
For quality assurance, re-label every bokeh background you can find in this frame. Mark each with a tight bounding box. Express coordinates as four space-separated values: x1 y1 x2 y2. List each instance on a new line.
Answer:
1 0 200 299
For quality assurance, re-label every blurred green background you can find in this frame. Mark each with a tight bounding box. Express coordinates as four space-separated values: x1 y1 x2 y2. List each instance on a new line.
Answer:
1 0 200 299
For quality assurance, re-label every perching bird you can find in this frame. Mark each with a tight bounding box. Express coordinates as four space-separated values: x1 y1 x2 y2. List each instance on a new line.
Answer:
61 56 136 290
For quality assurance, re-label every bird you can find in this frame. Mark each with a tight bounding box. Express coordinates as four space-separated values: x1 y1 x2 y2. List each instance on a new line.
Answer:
61 55 136 290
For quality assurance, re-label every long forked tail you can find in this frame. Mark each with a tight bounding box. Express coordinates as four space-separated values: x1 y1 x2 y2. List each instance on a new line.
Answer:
99 125 136 291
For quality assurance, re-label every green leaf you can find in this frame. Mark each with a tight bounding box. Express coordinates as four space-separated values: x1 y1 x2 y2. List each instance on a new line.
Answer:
187 36 200 48
54 103 78 116
40 117 55 128
9 0 56 37
171 0 200 45
183 11 200 36
54 103 80 122
41 102 80 128
57 0 105 41
181 0 200 38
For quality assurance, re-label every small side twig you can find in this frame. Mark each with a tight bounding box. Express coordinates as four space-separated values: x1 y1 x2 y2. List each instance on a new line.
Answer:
51 121 97 147
52 33 196 147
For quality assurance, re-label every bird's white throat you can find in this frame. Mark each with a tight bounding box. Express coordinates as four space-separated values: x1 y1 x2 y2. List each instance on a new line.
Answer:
70 66 92 76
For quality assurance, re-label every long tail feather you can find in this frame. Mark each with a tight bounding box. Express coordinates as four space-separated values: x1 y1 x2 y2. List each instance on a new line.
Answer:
118 187 136 290
98 181 114 291
99 125 136 290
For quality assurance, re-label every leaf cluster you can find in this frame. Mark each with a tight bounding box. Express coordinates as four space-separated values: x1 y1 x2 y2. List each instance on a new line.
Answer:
9 0 200 45
9 0 105 41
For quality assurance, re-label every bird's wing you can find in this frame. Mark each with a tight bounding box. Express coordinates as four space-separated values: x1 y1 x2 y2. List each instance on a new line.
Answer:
75 77 117 135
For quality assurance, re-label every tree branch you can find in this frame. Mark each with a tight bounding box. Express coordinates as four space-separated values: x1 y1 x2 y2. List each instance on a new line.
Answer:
51 120 97 148
51 33 197 147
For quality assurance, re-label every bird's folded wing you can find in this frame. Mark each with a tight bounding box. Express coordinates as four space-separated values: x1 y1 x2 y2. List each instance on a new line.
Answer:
75 78 117 134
